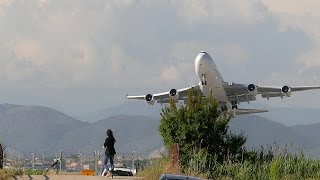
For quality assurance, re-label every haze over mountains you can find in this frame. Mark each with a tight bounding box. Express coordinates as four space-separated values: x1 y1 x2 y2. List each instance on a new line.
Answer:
0 103 162 156
1 102 320 158
80 102 320 126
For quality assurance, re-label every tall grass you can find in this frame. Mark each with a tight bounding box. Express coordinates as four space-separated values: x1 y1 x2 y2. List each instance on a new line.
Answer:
0 169 23 180
140 149 320 180
138 157 181 180
210 154 320 179
0 168 48 179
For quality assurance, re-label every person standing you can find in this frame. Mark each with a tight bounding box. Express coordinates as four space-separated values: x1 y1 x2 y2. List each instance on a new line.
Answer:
102 129 116 177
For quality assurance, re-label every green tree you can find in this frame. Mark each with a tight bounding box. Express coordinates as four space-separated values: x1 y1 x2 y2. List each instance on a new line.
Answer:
159 90 246 167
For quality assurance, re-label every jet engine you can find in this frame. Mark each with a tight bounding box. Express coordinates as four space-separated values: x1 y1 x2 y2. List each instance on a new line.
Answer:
169 89 179 100
145 94 155 105
247 84 258 96
281 85 292 97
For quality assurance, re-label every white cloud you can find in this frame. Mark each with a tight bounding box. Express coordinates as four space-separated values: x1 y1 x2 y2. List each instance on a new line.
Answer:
174 0 267 26
0 0 319 114
262 0 320 71
0 0 14 7
161 66 179 82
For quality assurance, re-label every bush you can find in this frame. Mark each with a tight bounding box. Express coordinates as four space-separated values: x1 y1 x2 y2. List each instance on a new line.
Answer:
159 90 246 169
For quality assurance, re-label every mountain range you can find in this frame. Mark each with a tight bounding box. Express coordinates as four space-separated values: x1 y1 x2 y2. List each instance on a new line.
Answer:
1 103 320 158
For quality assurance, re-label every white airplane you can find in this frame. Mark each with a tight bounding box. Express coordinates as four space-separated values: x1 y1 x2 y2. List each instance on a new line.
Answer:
127 51 320 117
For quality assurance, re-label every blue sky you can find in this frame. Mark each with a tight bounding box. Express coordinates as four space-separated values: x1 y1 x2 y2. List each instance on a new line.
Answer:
0 0 319 115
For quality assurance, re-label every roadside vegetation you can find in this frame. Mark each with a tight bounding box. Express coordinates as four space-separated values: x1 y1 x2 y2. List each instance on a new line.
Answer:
0 168 51 179
0 169 22 180
138 90 320 180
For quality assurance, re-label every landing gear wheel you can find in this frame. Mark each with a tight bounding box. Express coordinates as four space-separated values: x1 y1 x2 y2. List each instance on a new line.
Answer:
201 74 207 85
221 105 228 112
201 81 207 85
231 101 238 109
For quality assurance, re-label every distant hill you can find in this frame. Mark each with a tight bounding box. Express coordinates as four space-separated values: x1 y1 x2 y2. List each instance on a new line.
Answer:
0 104 86 155
77 102 162 122
259 107 320 126
78 102 320 126
1 103 320 158
0 104 162 156
291 123 320 156
230 115 313 151
61 115 162 155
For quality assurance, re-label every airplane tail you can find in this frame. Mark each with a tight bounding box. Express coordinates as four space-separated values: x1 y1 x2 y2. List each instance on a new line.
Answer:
235 108 268 115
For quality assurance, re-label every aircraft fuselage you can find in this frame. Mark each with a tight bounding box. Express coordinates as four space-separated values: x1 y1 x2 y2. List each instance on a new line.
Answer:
195 51 232 112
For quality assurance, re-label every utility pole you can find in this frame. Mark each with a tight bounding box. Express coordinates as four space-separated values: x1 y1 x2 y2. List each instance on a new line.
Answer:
132 151 135 172
32 153 35 170
77 152 83 171
59 150 62 173
94 150 101 175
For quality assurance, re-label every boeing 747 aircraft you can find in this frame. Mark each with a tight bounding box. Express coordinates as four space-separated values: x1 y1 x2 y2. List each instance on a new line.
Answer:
127 51 320 117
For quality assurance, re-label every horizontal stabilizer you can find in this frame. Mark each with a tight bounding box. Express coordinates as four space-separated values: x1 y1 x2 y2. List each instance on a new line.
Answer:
235 108 268 115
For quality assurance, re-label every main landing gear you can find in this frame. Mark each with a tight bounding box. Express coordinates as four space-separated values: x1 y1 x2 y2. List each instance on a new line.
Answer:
219 102 228 112
231 101 238 109
221 105 228 112
201 74 207 85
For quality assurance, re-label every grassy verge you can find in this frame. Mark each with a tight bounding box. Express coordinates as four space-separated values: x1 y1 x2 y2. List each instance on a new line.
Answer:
211 154 320 180
0 168 49 179
137 157 181 180
23 169 47 175
0 169 23 180
139 153 320 180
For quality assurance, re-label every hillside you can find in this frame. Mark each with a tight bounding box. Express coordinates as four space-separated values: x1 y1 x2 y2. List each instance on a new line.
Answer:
230 115 313 151
60 115 162 155
77 102 162 122
0 104 162 156
78 102 320 126
1 103 320 158
0 104 87 155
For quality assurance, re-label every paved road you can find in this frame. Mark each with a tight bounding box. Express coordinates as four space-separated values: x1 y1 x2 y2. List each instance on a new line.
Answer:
13 175 143 180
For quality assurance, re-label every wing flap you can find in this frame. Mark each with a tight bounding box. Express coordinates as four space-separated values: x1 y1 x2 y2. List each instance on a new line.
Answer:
228 94 256 103
235 108 268 115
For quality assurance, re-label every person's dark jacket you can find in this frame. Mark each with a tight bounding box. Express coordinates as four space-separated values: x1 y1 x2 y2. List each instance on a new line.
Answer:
104 137 116 156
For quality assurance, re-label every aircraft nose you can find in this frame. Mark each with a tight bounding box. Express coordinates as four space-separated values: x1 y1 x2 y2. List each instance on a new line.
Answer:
195 51 215 76
195 51 209 66
195 51 208 75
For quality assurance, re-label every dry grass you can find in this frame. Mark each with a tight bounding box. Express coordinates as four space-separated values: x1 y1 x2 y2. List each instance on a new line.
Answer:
0 169 23 180
138 157 181 180
138 156 210 180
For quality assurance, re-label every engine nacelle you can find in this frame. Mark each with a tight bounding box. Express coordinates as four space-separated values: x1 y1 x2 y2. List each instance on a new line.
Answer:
169 89 179 100
281 85 292 97
145 94 155 105
247 84 258 96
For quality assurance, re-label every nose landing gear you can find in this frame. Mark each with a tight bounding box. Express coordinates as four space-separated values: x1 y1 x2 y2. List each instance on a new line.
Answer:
201 74 207 85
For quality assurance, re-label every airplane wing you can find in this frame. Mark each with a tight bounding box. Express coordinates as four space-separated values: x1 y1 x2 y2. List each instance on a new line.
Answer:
235 108 268 115
223 82 320 102
126 85 203 104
